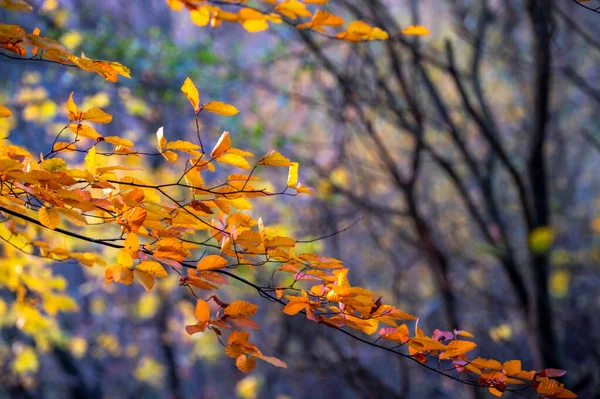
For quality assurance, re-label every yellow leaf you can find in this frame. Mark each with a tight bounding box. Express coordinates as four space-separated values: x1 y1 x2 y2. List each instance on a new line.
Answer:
69 123 102 140
287 162 298 188
166 140 201 155
402 25 430 36
203 101 239 116
181 77 200 112
197 254 228 271
210 131 231 158
39 206 60 229
258 150 291 166
125 233 140 252
117 249 134 268
66 92 79 121
85 145 97 175
104 136 134 147
275 0 311 20
156 126 167 150
136 260 168 278
216 153 251 169
162 150 178 162
135 270 155 292
41 158 67 172
0 105 12 118
242 19 269 32
82 108 112 123
194 298 210 322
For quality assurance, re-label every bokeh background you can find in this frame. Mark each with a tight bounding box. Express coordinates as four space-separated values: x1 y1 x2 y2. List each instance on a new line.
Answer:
1 0 600 398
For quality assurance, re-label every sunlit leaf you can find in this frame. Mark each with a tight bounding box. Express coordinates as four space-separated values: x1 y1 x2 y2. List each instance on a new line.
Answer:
38 206 60 229
203 101 239 116
181 77 200 112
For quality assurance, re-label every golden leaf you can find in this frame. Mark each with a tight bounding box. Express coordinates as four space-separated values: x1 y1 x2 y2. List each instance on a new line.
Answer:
216 153 251 169
85 145 97 175
136 260 168 278
210 131 231 158
38 206 60 229
181 77 200 112
81 108 112 123
135 270 155 292
258 150 291 167
203 101 239 116
286 162 298 188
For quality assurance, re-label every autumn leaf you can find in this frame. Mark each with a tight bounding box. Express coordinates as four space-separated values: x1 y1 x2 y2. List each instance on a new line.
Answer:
282 296 310 315
197 254 228 271
81 108 112 123
211 131 231 158
136 260 168 278
216 153 251 169
439 340 477 359
135 270 155 292
181 77 200 112
258 150 292 167
38 206 60 229
194 298 210 322
286 162 298 188
236 354 256 373
203 101 239 116
85 145 97 175
224 300 258 318
407 336 447 352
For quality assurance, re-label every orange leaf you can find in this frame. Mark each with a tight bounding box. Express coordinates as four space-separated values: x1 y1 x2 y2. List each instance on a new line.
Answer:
224 300 258 318
197 254 228 271
235 354 256 373
194 298 211 322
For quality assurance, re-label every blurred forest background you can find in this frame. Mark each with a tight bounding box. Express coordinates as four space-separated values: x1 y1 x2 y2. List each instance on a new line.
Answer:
1 0 600 398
